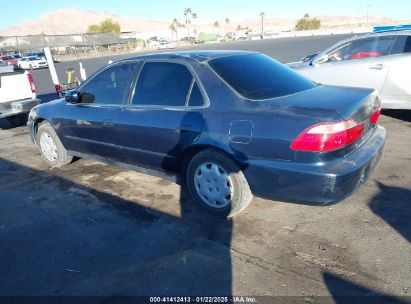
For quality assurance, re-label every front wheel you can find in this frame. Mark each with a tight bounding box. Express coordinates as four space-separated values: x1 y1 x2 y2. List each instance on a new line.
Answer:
186 149 253 217
36 121 73 168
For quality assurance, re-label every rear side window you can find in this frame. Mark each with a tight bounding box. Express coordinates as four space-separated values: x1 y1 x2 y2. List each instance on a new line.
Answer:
80 63 138 105
132 62 194 106
209 53 316 100
405 36 411 53
188 82 204 106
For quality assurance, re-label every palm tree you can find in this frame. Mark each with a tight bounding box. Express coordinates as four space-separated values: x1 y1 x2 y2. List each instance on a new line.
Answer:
260 12 266 38
169 23 177 41
224 18 230 38
184 8 193 39
171 18 181 40
192 12 198 39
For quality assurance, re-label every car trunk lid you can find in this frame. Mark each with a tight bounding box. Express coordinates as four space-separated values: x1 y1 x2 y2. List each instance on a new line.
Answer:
261 85 381 155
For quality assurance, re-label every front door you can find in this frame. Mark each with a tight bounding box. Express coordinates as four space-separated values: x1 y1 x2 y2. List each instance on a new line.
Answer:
60 62 140 160
116 61 206 172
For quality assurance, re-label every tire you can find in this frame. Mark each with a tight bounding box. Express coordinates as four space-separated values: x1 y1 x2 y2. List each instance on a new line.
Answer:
36 121 73 168
186 149 253 217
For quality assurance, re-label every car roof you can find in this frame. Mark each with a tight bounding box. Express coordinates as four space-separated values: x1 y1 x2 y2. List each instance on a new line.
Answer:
342 29 411 44
118 50 257 63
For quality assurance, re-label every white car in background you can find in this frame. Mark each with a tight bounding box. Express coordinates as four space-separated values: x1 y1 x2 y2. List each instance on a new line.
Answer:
18 56 48 70
288 27 411 110
157 41 175 50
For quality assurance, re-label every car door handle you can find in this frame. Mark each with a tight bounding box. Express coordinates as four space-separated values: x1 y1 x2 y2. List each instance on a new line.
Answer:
175 125 192 134
369 64 385 70
102 119 114 127
175 128 190 134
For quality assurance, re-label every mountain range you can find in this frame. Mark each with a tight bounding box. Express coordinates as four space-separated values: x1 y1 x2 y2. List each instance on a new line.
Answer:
0 8 408 36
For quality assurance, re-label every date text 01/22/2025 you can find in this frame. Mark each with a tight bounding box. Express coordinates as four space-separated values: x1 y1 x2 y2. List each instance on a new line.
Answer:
149 296 257 303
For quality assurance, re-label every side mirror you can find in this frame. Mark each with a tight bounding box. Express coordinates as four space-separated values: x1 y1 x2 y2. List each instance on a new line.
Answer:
80 92 95 104
312 54 329 66
301 53 318 62
65 90 79 104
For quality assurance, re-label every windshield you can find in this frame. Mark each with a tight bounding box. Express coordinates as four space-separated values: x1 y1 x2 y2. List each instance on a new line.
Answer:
209 53 317 100
28 57 38 61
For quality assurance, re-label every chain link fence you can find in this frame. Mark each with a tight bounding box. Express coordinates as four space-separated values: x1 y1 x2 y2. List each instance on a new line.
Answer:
0 32 145 59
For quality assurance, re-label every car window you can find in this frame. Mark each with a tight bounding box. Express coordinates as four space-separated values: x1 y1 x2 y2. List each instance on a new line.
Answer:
391 35 411 54
132 62 193 106
209 53 316 100
188 82 204 106
326 36 395 62
405 36 411 53
80 63 138 105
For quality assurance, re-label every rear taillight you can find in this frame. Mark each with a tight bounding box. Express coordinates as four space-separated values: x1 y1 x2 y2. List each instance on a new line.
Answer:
370 108 381 125
291 119 365 152
27 73 37 93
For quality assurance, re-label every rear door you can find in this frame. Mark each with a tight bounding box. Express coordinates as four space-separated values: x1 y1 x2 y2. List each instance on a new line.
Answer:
301 35 396 93
60 62 139 159
116 61 206 172
379 34 411 106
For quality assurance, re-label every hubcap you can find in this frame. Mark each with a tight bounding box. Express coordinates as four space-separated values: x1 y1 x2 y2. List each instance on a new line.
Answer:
194 162 234 209
39 132 58 162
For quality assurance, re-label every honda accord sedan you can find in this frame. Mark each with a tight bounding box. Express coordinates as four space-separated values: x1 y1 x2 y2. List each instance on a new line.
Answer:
28 51 386 217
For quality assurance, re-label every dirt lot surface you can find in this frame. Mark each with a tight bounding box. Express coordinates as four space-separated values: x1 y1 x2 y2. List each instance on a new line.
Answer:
0 112 410 302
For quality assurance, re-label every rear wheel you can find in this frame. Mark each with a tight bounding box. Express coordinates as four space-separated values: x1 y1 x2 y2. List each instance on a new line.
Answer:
186 149 253 217
36 121 73 168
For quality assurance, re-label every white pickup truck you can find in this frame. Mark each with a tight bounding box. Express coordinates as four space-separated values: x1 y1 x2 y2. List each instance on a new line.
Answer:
0 62 41 121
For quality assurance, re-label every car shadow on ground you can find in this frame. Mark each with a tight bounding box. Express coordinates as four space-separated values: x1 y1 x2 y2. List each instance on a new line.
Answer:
368 182 411 244
0 156 233 296
323 272 408 304
382 110 411 123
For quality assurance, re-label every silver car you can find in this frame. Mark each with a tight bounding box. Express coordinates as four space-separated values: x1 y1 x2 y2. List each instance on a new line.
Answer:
288 29 411 109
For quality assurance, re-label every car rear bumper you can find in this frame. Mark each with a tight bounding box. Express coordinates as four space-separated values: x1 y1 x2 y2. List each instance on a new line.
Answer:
0 98 41 118
242 125 386 205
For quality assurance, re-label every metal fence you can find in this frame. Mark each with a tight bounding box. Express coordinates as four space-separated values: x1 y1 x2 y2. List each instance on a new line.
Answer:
0 32 136 53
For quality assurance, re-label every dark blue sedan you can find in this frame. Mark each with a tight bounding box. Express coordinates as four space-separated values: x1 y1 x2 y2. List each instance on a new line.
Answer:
28 51 386 217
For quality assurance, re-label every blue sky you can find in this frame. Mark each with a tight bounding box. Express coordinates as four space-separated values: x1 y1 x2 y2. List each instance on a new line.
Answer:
1 0 410 30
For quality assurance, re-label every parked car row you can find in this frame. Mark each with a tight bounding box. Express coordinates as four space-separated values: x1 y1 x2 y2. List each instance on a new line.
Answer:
0 52 50 70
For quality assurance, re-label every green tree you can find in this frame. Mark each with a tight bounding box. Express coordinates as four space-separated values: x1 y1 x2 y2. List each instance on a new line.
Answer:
214 21 220 28
87 18 120 33
295 16 321 31
87 24 100 33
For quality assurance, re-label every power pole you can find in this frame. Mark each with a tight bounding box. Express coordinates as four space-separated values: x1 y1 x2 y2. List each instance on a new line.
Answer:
366 4 371 26
260 12 266 39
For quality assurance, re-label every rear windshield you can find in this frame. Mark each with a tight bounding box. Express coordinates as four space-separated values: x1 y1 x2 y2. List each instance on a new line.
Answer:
209 53 317 100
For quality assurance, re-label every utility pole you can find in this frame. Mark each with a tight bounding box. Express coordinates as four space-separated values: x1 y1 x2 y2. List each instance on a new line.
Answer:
260 12 266 39
366 4 371 26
